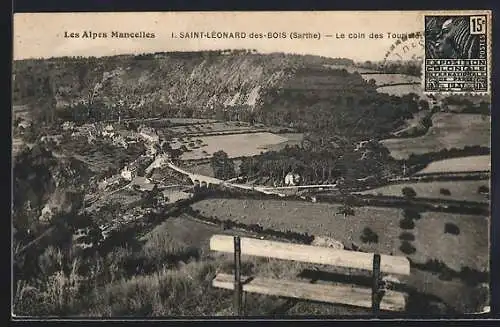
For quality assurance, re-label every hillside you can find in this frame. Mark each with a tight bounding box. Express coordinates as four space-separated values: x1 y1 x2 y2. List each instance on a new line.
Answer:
13 51 418 139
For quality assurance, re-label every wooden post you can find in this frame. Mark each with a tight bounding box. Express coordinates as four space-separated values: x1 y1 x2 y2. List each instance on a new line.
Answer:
233 236 243 316
372 253 381 315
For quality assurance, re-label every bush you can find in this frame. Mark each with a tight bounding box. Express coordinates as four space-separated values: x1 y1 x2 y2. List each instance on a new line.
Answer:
399 218 415 230
399 241 416 255
439 188 451 196
403 208 422 220
360 227 379 244
444 223 460 235
399 232 415 241
402 187 417 198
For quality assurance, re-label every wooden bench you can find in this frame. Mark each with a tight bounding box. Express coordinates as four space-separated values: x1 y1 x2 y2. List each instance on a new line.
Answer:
210 234 411 315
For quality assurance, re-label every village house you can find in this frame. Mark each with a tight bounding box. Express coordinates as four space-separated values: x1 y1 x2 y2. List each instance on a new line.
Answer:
40 134 64 146
101 124 115 137
121 155 154 181
62 121 75 131
284 172 301 186
97 175 123 191
138 126 160 144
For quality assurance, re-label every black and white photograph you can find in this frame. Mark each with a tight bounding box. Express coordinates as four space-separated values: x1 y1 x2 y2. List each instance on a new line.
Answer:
12 11 492 318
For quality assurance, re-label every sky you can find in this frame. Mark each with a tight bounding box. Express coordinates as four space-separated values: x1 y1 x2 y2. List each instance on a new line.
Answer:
13 11 489 62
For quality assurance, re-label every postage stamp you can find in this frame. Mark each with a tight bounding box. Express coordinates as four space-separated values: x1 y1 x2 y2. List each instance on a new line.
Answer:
423 14 491 95
12 11 491 319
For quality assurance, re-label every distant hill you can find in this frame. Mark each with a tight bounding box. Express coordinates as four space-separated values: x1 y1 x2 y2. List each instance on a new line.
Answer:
13 50 420 139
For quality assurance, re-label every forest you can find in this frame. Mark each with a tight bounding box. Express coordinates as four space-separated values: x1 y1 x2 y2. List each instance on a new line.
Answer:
14 51 422 140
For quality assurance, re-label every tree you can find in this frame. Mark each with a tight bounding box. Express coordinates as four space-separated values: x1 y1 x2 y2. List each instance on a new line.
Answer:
211 150 236 180
402 187 417 199
444 223 460 235
398 232 415 241
419 99 430 111
360 227 378 244
399 218 415 230
439 188 451 196
337 194 356 218
399 241 416 255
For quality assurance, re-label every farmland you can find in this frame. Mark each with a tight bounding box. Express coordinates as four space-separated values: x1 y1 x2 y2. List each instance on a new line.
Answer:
377 84 425 98
416 156 491 175
167 122 270 137
359 180 489 203
180 132 289 160
191 199 488 272
382 113 490 160
360 73 420 86
323 64 380 74
190 198 488 312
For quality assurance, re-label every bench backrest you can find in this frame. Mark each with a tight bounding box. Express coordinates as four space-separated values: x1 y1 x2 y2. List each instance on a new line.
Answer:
210 234 410 276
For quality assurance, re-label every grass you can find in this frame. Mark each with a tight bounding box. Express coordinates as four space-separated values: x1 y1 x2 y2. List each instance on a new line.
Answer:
191 199 488 272
416 156 491 175
168 122 264 136
376 84 427 99
190 198 489 313
359 180 490 203
14 207 489 316
180 132 289 160
360 73 420 86
382 113 490 160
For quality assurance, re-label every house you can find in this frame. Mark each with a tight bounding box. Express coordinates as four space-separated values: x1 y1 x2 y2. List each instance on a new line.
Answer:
130 176 155 192
138 126 159 143
40 134 64 146
121 165 138 181
102 124 115 137
97 175 123 191
111 134 128 149
62 121 75 131
121 156 153 181
284 172 301 186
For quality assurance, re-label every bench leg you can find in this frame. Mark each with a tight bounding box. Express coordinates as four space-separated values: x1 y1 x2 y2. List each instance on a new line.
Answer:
233 236 243 316
372 253 381 315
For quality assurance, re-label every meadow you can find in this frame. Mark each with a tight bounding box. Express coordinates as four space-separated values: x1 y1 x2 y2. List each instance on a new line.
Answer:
180 132 289 160
360 73 420 86
416 156 491 175
382 113 490 160
376 84 425 98
359 180 489 203
191 199 488 272
190 198 488 313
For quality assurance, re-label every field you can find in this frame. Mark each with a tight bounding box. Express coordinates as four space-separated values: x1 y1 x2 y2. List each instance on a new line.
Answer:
191 199 488 271
323 64 380 74
360 73 420 86
266 133 304 151
376 84 425 98
168 122 267 136
191 198 488 312
180 132 289 160
359 180 489 203
416 156 491 175
382 113 490 160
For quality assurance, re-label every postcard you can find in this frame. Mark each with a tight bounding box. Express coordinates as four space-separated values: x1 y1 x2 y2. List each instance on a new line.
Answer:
12 11 491 318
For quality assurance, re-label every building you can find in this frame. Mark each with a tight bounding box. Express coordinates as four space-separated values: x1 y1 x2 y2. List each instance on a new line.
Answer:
102 124 115 137
284 172 301 186
138 126 159 143
121 165 138 181
121 155 153 181
97 175 123 191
